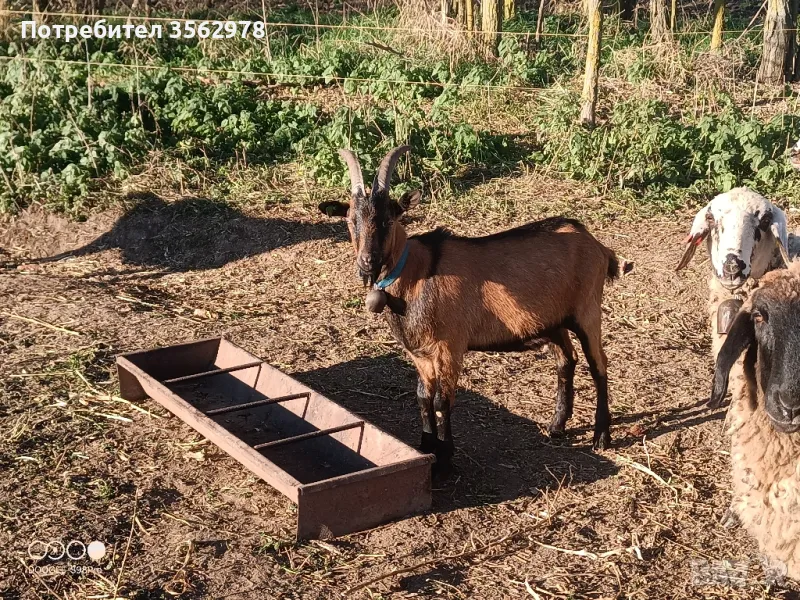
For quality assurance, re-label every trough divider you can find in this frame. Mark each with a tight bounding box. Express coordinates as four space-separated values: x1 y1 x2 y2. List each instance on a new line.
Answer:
247 362 264 402
205 392 311 416
162 361 263 384
253 421 365 451
356 425 364 455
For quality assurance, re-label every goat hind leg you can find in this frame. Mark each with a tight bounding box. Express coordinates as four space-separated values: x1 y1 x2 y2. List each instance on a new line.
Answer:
572 317 611 450
547 328 577 437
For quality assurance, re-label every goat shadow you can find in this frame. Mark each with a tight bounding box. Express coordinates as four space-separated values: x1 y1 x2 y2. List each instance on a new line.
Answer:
28 192 348 273
291 353 619 512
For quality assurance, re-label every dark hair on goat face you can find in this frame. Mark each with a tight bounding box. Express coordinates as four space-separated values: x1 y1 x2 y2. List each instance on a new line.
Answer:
710 266 800 433
318 146 422 286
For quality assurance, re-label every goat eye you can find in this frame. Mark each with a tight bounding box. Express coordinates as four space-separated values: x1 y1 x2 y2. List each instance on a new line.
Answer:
752 311 766 324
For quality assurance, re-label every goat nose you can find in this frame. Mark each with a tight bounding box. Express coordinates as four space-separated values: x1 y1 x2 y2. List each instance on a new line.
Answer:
356 256 371 274
358 250 379 271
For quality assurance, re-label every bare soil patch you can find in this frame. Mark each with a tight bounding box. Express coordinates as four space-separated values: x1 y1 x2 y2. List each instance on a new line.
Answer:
1 184 798 599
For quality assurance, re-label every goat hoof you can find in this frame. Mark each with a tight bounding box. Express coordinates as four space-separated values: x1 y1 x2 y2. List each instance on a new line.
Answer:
593 430 611 450
420 432 437 454
435 439 455 464
432 459 455 481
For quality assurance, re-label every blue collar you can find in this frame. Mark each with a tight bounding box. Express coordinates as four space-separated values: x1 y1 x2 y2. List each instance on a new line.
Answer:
375 244 409 290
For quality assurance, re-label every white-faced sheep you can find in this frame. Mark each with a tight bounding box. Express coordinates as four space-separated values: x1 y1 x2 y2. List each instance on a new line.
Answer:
791 139 800 172
675 187 795 359
709 261 800 580
319 146 623 470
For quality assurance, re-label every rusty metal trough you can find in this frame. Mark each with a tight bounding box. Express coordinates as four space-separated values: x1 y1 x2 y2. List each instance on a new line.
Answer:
116 337 433 539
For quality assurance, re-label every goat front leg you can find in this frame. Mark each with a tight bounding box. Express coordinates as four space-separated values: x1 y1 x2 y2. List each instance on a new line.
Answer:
433 346 463 469
411 356 438 454
547 328 577 437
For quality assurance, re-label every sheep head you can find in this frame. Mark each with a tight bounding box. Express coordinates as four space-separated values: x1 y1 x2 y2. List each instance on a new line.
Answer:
791 139 800 172
710 262 800 433
675 188 789 290
318 146 421 286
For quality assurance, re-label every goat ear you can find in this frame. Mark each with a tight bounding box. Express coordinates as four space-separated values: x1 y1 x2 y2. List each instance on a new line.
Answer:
676 204 712 271
709 309 755 408
768 206 791 266
318 200 350 218
396 189 422 213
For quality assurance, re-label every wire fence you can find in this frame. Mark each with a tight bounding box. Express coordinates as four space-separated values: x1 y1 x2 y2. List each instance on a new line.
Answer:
1 8 796 38
0 8 797 97
0 54 550 92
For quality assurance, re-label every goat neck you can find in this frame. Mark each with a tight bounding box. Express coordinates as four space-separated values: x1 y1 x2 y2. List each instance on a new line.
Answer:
378 224 410 286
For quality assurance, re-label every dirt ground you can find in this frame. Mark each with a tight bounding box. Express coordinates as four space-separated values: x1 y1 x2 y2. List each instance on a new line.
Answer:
2 180 799 600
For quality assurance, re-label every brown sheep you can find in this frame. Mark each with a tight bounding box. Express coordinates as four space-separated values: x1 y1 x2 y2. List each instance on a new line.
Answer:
710 261 800 579
320 146 622 469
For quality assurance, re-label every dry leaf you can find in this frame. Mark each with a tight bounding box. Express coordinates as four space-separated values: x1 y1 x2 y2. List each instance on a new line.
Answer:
192 308 218 320
627 424 649 437
183 450 206 461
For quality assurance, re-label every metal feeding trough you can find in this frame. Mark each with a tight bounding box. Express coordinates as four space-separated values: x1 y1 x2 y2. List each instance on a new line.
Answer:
116 337 433 539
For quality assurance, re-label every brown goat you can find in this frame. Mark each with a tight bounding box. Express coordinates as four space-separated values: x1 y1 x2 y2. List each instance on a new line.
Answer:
320 146 621 469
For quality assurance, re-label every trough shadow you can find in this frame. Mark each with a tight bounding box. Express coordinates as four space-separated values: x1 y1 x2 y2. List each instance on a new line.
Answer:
27 192 348 272
168 373 379 485
292 354 619 513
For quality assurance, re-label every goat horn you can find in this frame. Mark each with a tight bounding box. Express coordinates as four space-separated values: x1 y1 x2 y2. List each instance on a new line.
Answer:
371 145 411 198
338 149 365 199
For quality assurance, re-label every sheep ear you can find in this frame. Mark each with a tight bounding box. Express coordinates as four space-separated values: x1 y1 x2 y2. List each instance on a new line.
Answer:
709 309 755 408
676 204 712 271
318 200 350 218
769 206 791 266
742 343 759 412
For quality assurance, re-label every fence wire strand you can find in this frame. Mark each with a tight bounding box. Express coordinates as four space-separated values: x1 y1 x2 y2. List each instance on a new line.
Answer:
0 54 548 92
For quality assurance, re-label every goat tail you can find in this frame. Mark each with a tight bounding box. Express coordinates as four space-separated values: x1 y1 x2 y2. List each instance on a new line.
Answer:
605 247 633 281
606 251 620 282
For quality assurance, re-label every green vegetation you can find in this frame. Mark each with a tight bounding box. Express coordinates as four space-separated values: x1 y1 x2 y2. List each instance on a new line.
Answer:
0 7 798 214
534 92 800 209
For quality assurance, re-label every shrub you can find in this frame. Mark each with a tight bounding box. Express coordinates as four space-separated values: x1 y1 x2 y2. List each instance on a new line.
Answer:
533 90 800 208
